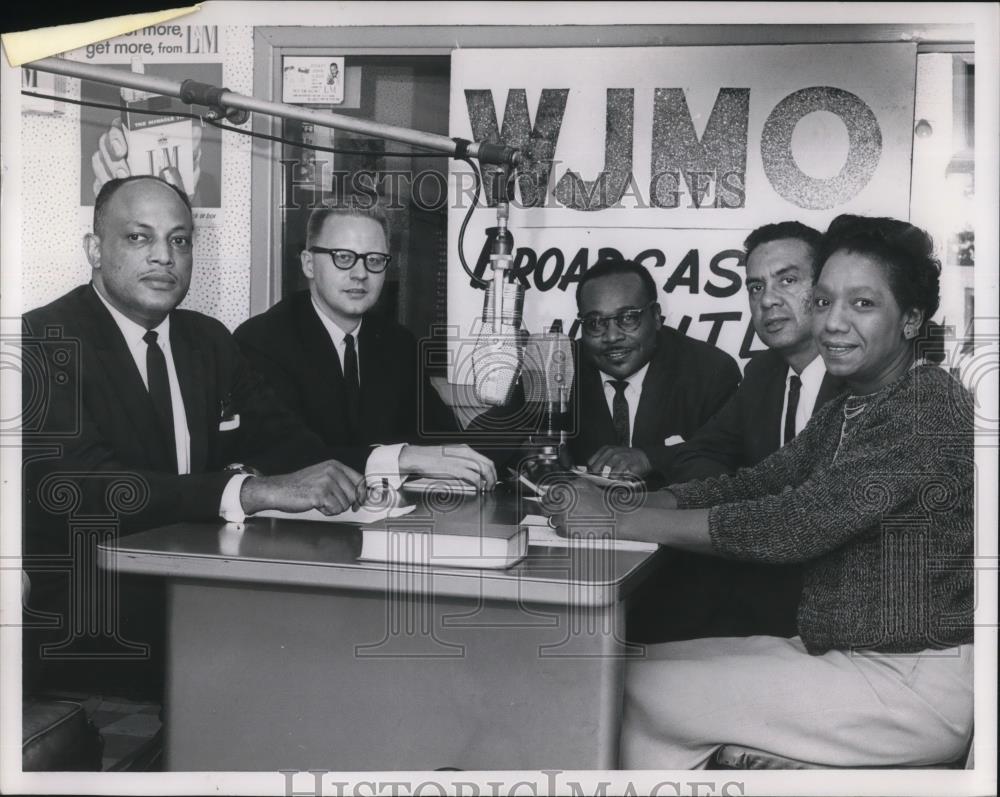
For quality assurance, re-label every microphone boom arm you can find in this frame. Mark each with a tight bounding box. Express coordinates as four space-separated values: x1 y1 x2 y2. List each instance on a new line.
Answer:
26 56 520 167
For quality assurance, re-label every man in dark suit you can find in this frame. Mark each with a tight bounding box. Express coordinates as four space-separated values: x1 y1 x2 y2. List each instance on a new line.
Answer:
468 258 740 644
570 259 741 477
473 258 741 481
22 176 365 698
669 221 843 482
234 205 496 488
655 221 846 640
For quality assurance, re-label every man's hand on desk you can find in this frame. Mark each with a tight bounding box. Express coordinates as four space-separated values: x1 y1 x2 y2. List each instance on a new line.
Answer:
586 446 652 478
398 444 498 489
239 459 365 515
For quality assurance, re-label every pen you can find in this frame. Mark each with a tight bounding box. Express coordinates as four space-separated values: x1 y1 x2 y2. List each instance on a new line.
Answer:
517 473 547 497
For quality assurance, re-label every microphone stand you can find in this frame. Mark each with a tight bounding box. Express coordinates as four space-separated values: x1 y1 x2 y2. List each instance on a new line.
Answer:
526 318 571 475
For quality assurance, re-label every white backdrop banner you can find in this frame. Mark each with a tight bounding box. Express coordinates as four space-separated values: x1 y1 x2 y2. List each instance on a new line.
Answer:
447 43 917 380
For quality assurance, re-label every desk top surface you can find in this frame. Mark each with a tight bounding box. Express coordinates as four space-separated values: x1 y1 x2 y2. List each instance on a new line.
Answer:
99 487 662 606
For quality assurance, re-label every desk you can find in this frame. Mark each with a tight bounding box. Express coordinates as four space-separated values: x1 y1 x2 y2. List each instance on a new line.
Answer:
98 491 660 771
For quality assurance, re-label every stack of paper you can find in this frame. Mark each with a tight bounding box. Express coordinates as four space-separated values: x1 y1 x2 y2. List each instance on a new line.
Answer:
255 503 416 524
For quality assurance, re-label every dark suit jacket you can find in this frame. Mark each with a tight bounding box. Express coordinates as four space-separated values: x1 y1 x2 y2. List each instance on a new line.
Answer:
471 327 741 478
629 348 846 643
233 290 460 472
668 349 845 482
22 284 331 696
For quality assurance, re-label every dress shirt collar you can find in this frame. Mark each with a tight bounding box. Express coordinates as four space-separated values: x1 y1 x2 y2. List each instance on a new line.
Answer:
310 295 362 350
792 353 826 393
92 282 171 345
599 361 650 392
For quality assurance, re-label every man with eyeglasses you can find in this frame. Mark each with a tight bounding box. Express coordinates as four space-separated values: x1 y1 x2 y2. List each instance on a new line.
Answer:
473 257 739 482
235 204 496 489
567 258 741 480
560 258 742 646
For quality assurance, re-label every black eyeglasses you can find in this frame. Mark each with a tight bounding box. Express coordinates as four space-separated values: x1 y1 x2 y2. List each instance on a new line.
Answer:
308 247 392 273
578 301 657 336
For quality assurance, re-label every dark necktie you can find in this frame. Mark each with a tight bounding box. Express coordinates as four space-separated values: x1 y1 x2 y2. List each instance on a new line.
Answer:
784 374 802 445
142 330 178 472
343 332 360 426
609 379 630 447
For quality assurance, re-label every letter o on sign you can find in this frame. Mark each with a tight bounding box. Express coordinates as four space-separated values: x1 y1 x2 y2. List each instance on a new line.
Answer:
761 87 882 210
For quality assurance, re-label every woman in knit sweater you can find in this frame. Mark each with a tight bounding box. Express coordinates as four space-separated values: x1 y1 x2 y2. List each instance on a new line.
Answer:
542 215 975 768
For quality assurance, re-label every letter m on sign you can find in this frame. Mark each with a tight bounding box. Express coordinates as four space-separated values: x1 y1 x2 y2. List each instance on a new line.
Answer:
187 26 219 54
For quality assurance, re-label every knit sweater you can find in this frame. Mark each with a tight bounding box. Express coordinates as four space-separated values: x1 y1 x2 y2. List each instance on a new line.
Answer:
670 365 974 654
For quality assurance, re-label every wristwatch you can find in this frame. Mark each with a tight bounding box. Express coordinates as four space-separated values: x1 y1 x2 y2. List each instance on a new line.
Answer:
223 463 263 478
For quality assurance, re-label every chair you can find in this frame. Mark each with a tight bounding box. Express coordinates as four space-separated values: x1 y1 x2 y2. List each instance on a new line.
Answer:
21 572 163 772
22 697 103 771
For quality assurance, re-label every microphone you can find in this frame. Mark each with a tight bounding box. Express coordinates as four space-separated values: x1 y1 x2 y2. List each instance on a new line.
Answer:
524 321 574 461
472 179 526 406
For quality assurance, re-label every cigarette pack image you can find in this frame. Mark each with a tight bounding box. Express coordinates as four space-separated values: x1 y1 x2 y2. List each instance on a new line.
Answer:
121 94 196 196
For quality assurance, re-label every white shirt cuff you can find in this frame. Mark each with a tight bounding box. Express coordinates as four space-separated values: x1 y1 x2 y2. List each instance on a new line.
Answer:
365 443 405 491
219 473 254 523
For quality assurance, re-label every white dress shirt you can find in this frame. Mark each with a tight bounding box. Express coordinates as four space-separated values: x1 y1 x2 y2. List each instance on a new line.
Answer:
781 354 828 444
598 362 650 448
94 287 191 473
311 297 404 487
94 286 251 521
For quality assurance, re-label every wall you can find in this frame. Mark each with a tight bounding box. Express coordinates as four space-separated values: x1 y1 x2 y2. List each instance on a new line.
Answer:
20 26 255 330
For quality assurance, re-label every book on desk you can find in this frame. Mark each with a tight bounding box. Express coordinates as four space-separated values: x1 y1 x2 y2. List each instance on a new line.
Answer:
359 511 658 569
359 517 529 569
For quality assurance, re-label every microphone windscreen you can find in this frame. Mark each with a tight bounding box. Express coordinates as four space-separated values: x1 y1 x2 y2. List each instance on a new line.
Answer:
472 280 526 406
472 325 524 406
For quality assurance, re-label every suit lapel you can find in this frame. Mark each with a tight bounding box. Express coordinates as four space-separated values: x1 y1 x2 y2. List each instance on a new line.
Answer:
80 287 174 470
296 294 352 443
574 358 616 454
169 317 208 473
632 338 671 447
761 356 788 449
357 318 391 440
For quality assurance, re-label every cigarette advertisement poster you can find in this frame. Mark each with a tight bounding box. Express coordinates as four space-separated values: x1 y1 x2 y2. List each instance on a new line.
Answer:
66 24 225 226
447 44 917 379
281 56 346 104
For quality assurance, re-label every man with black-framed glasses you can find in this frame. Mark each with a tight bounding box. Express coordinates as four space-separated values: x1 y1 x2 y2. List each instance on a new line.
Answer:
569 258 740 480
469 257 740 643
235 204 496 489
573 258 742 646
472 257 739 482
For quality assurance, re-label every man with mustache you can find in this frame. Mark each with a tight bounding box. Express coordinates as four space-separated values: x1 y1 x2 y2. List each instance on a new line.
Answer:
22 176 364 699
655 221 845 641
568 258 741 478
471 257 740 480
565 258 742 644
669 222 843 483
466 256 740 643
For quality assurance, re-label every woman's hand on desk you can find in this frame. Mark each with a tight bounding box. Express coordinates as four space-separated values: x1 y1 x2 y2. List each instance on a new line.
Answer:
538 476 647 539
536 480 712 549
239 459 366 515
